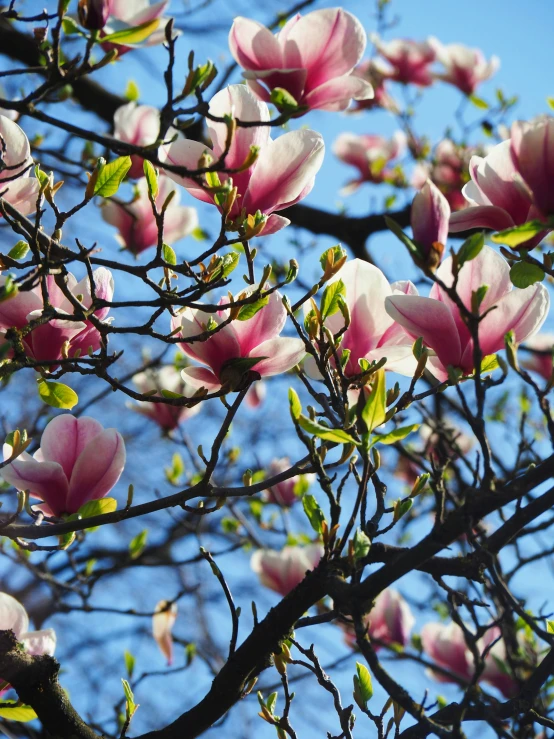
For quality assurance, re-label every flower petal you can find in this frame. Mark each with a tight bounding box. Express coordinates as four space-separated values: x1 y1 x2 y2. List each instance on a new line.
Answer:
67 429 126 513
247 336 306 377
0 592 29 637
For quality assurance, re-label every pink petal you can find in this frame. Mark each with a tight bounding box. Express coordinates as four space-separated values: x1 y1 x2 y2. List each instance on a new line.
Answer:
21 628 56 656
0 116 31 175
152 600 177 664
67 429 126 512
0 456 69 516
244 128 324 215
283 9 367 90
448 204 516 233
411 180 450 248
0 279 42 330
39 414 104 479
304 75 373 112
385 294 462 371
0 177 41 216
0 592 29 638
247 337 306 377
176 307 241 374
228 17 283 71
231 290 287 355
180 366 221 391
160 137 216 204
261 214 290 235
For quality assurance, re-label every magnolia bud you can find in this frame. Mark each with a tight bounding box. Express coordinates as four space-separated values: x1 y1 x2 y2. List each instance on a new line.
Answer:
78 0 113 29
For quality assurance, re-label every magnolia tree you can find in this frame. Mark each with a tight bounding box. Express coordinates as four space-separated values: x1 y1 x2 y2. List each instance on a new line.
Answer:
0 1 553 738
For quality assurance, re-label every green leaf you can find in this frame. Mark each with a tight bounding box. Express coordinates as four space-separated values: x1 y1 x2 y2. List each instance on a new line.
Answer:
269 87 301 113
237 296 269 321
62 16 81 35
163 243 177 265
121 678 139 721
547 620 554 634
370 424 419 448
298 415 357 445
8 241 30 260
266 691 278 714
457 231 485 267
384 215 419 256
288 388 302 420
352 528 371 560
548 97 554 112
319 245 347 273
480 354 500 374
320 279 345 322
129 529 148 560
94 156 132 197
124 650 135 678
353 662 373 708
491 220 547 248
302 494 325 534
0 275 18 303
393 498 413 523
469 94 489 109
361 368 386 434
77 497 118 519
125 80 140 102
102 19 160 45
0 702 38 722
509 261 545 289
37 380 78 410
143 160 158 198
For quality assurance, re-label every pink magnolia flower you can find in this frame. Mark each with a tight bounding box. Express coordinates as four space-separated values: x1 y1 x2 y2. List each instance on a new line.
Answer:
0 414 126 517
245 381 266 408
0 591 56 692
251 544 323 596
522 333 554 381
0 115 40 216
228 8 373 113
345 589 415 649
411 180 450 268
412 139 474 212
113 103 160 179
130 365 201 430
102 0 172 55
0 268 113 365
306 259 418 378
371 35 436 86
161 84 325 237
350 60 399 113
385 246 549 382
102 176 198 255
511 117 554 219
172 289 306 393
152 600 177 665
448 140 549 245
264 457 313 507
333 131 406 194
421 622 518 697
430 39 499 96
78 0 113 29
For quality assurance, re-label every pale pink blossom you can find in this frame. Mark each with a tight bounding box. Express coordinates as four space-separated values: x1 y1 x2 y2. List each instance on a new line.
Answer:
522 333 554 381
251 544 323 596
264 457 313 507
0 591 56 692
113 103 160 179
0 114 40 216
102 0 172 55
422 622 518 697
228 8 373 113
102 176 198 255
306 259 418 378
152 600 177 665
430 39 499 96
0 267 114 366
449 140 548 246
511 117 554 219
371 35 436 87
395 421 473 485
172 289 306 393
333 131 406 194
350 60 399 113
245 381 266 408
347 589 415 648
161 84 324 237
385 246 549 382
412 139 474 212
411 180 451 268
0 414 125 517
130 365 201 430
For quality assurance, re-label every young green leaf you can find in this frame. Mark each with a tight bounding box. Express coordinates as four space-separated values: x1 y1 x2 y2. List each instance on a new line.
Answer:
320 279 345 321
457 232 485 267
124 650 136 678
163 243 177 265
370 424 419 448
77 497 118 519
129 529 148 560
509 261 545 289
0 702 38 722
93 156 132 197
302 493 325 534
353 662 373 709
298 415 357 445
102 19 160 45
37 379 78 410
491 220 547 248
288 388 302 420
143 160 158 198
361 368 386 434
